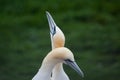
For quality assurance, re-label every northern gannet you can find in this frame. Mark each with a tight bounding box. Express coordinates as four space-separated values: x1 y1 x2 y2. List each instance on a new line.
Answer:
32 47 84 80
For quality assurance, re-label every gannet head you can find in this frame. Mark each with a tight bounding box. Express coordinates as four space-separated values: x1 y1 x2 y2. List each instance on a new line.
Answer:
46 47 84 78
46 11 65 48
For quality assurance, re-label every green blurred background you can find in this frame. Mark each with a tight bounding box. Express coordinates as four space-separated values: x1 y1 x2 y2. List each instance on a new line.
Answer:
0 0 120 80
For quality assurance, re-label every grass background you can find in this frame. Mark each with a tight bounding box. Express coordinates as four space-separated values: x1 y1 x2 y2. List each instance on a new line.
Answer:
0 0 120 80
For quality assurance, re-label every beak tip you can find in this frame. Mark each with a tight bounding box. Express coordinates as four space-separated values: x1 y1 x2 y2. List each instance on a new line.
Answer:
80 70 84 78
81 73 84 78
78 70 84 78
46 11 50 15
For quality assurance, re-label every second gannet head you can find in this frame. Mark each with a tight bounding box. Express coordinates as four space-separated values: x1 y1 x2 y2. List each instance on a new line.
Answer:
46 11 65 48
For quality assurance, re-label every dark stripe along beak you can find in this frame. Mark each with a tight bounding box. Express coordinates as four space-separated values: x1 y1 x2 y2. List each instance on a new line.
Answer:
65 59 84 78
46 11 57 36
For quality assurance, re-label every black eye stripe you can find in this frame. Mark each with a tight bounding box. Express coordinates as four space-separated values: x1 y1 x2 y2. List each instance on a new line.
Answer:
50 25 56 36
65 59 73 62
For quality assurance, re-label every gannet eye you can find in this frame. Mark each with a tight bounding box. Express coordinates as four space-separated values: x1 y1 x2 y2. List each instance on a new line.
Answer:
64 59 73 63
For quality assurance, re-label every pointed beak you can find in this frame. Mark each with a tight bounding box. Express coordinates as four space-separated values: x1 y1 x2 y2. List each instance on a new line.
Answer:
65 60 84 78
46 11 57 36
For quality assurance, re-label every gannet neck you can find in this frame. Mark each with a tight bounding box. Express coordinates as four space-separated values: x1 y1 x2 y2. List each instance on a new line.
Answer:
32 56 56 80
52 63 69 80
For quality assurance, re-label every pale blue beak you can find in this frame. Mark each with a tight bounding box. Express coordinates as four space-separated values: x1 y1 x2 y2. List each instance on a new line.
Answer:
65 59 84 78
46 11 57 36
